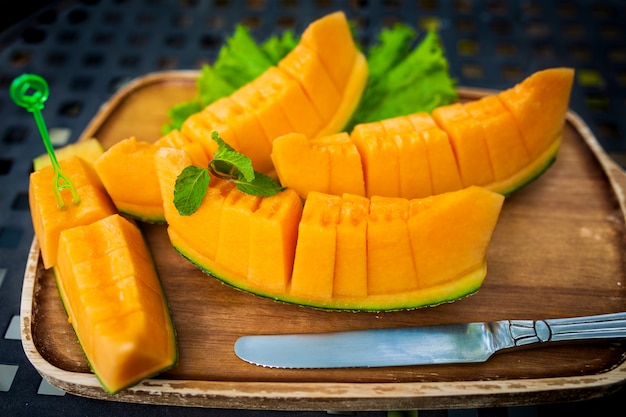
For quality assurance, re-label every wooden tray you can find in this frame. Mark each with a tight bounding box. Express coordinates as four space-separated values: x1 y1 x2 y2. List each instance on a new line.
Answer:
20 71 626 411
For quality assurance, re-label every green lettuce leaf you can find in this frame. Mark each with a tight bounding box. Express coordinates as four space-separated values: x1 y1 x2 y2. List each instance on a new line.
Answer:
345 26 457 131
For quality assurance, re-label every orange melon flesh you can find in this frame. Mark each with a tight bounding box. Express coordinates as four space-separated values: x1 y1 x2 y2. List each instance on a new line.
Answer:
271 132 330 198
154 147 234 260
228 80 291 149
351 121 401 198
420 126 464 194
380 115 415 135
432 102 495 187
333 194 369 297
161 164 503 310
289 192 341 299
393 132 433 198
278 43 342 123
408 186 504 288
54 214 176 394
498 67 574 159
322 133 366 197
250 66 324 139
94 137 164 223
248 188 303 293
155 128 210 168
367 196 418 295
179 111 222 156
299 11 357 92
271 69 571 202
215 188 262 279
463 95 530 182
29 155 117 269
205 97 274 174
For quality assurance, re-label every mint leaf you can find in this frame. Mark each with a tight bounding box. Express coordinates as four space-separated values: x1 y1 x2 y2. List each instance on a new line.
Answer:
174 165 210 216
234 171 285 197
211 131 255 181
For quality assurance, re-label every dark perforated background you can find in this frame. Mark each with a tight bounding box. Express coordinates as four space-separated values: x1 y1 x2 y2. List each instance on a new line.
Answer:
0 1 624 415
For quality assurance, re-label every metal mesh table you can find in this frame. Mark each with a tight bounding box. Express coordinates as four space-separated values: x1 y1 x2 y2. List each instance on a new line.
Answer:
1 0 624 415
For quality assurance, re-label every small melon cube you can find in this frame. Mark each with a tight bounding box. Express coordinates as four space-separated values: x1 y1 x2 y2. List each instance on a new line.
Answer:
215 188 262 278
334 193 369 297
393 131 433 199
248 188 303 292
367 196 418 294
432 103 495 187
290 192 341 299
420 126 463 195
278 43 341 123
351 121 400 198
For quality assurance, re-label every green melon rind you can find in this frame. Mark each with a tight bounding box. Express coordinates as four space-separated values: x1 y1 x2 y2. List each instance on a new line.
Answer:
115 203 166 224
51 260 178 395
486 136 561 197
169 228 486 312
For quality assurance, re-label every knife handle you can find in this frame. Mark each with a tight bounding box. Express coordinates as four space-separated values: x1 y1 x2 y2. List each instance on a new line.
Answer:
508 312 626 346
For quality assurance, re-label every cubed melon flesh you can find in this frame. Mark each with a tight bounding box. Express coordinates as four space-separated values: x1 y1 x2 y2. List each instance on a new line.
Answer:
289 192 341 299
215 188 262 279
271 132 330 198
367 196 418 295
351 121 401 198
204 97 274 174
334 193 369 297
278 43 342 123
498 67 574 158
93 137 164 223
463 95 530 182
250 66 324 139
432 103 495 187
29 155 117 269
228 79 291 148
55 213 176 394
420 126 464 194
248 188 303 293
179 111 223 156
393 131 433 198
155 128 210 168
299 11 358 92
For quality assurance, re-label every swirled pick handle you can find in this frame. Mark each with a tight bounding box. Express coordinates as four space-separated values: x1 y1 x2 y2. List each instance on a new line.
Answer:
10 74 80 209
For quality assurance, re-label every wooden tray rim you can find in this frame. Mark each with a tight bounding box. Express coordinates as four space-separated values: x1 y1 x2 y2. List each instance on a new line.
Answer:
19 70 626 410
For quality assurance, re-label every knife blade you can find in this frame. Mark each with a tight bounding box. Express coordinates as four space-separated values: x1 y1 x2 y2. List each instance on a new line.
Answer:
234 312 626 368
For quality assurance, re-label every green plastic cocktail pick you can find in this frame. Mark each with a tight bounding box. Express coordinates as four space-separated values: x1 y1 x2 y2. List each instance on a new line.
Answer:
10 74 80 209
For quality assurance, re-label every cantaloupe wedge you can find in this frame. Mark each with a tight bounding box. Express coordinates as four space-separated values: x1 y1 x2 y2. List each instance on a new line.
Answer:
175 11 367 175
155 147 504 311
55 213 177 394
272 67 574 199
29 155 117 269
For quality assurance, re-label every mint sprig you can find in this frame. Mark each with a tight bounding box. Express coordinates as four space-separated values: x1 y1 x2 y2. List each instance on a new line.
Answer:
173 131 284 216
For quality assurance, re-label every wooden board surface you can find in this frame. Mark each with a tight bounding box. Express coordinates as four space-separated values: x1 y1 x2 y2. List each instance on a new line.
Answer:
20 71 626 411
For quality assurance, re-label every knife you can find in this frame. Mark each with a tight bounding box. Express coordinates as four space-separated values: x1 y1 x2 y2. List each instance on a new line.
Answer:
234 312 626 368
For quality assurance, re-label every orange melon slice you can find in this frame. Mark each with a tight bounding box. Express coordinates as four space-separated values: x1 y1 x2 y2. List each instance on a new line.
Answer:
54 213 177 394
273 68 574 200
155 148 504 311
174 11 367 176
29 155 117 269
289 192 342 300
